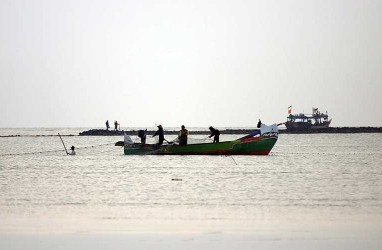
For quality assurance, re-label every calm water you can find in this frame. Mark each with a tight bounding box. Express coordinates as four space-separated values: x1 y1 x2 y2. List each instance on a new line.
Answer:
1 129 382 243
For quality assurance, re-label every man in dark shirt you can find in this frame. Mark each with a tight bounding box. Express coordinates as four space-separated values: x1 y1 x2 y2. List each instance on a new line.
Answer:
138 129 147 145
208 126 220 143
152 125 165 147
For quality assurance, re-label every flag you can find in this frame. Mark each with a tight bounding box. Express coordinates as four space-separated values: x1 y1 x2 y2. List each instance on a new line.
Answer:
288 106 292 114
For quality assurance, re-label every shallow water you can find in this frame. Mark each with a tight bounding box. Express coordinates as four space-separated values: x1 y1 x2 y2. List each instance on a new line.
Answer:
0 129 381 248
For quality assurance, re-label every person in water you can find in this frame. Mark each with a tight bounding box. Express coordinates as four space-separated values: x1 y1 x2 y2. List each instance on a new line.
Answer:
178 125 189 146
68 146 76 155
105 120 110 130
152 125 165 147
208 126 220 143
257 119 262 128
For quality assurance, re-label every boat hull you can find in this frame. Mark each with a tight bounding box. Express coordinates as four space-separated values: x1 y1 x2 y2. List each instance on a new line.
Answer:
124 136 278 155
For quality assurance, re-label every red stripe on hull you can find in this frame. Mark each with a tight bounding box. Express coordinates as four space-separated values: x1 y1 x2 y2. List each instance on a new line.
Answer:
241 136 261 143
234 150 271 155
157 150 270 156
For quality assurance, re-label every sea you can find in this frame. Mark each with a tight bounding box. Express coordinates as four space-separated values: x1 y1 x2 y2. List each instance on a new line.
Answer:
0 128 381 249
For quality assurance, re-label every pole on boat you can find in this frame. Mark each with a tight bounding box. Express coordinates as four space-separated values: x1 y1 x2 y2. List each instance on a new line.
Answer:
58 133 69 155
164 139 171 144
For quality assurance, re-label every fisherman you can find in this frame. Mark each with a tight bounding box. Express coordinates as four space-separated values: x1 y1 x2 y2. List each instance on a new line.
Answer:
68 146 76 155
208 126 220 143
114 120 119 131
178 125 189 146
152 125 165 147
257 119 262 128
138 129 147 145
105 120 110 130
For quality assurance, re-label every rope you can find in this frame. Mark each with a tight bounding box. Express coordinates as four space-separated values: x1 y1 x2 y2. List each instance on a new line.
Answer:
220 154 238 165
0 149 66 156
0 142 116 157
230 155 238 165
72 142 115 149
89 148 120 155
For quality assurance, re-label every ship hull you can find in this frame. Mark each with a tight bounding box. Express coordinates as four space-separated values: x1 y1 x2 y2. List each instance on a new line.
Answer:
285 120 331 131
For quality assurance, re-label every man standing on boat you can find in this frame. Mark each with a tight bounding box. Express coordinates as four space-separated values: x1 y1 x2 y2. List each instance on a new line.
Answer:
178 125 189 146
208 126 220 143
153 125 165 147
138 129 147 145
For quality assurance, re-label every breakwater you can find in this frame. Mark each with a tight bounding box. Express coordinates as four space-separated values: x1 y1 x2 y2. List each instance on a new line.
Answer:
281 127 382 134
79 127 382 136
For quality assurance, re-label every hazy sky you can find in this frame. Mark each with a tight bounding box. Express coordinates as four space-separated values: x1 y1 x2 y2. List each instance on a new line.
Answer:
1 0 381 128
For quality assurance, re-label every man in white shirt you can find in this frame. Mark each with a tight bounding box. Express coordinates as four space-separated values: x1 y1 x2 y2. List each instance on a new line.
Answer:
68 146 76 155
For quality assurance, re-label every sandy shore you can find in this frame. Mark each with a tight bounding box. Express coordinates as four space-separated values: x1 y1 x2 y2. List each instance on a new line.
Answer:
1 229 381 250
0 233 379 250
1 216 381 250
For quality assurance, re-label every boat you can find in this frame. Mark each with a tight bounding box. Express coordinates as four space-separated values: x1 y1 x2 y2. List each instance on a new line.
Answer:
285 106 332 131
123 124 279 155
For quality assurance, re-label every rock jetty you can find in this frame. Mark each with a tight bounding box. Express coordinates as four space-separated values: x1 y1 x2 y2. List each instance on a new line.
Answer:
79 127 382 136
79 129 251 136
280 127 382 134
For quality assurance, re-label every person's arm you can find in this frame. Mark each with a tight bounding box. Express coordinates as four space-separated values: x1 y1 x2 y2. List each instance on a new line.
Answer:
209 130 214 138
153 131 158 137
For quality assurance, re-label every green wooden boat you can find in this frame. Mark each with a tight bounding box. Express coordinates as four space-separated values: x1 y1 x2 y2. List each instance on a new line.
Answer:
124 124 278 155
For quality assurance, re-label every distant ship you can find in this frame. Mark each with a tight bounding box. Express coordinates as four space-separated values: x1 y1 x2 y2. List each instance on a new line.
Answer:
285 106 332 131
